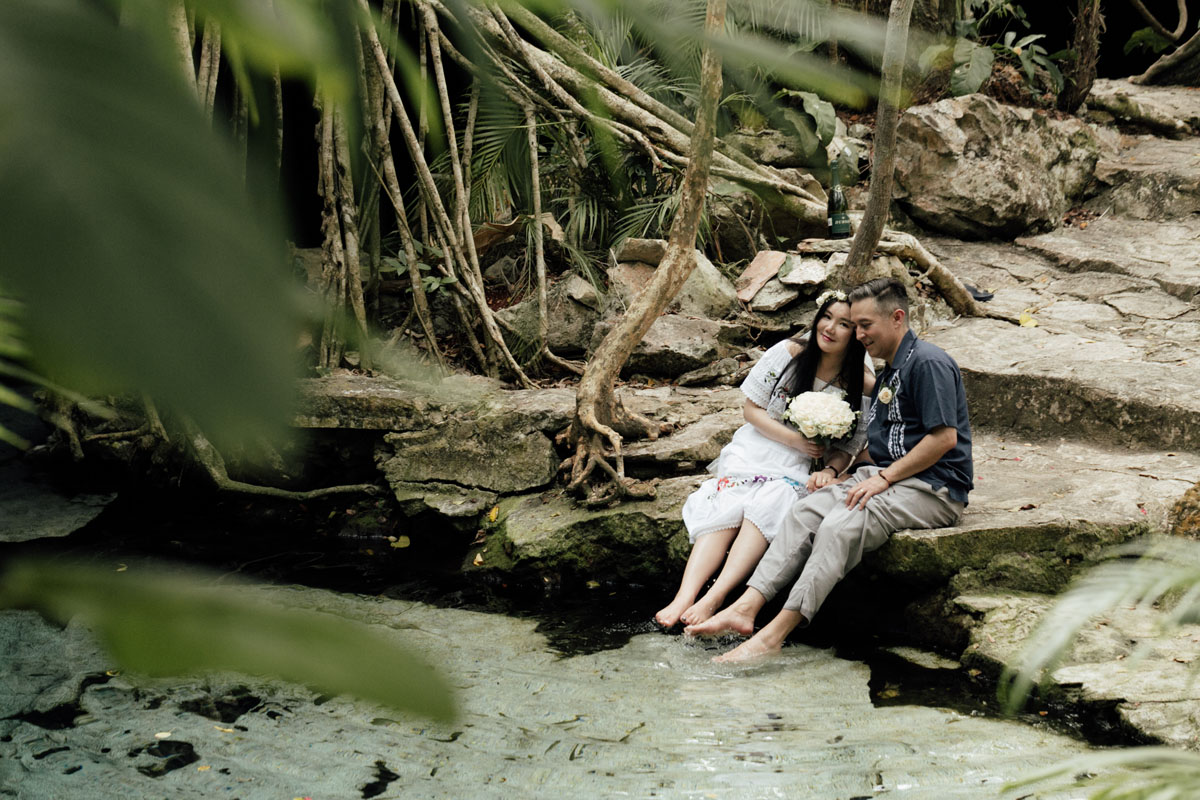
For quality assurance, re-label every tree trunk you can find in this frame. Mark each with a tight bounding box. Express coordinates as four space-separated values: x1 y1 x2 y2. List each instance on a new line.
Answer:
1133 27 1200 85
845 0 915 283
1057 0 1102 113
564 0 727 503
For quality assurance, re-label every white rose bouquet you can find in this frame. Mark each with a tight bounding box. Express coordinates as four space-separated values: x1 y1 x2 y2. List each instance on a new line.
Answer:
782 391 858 467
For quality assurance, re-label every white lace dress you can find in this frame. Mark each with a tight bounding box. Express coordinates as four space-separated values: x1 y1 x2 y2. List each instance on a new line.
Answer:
680 339 871 543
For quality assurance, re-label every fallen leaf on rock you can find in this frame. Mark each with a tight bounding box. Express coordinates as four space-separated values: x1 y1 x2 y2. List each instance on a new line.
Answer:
154 731 171 739
390 536 410 549
214 726 235 733
1019 311 1038 327
197 765 211 772
473 552 484 566
115 564 128 573
1176 657 1193 664
586 580 600 589
1020 504 1037 511
487 506 498 523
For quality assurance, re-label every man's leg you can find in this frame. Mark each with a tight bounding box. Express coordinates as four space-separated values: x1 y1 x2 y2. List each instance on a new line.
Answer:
684 487 839 636
783 472 963 625
713 472 963 663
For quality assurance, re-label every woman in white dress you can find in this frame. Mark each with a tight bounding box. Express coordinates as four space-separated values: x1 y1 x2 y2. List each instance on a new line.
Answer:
654 290 875 628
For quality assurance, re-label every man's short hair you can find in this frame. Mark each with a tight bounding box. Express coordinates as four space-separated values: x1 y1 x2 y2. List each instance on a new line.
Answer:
848 278 909 317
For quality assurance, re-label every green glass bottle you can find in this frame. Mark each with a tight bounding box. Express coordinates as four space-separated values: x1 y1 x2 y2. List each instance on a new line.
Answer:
827 156 851 239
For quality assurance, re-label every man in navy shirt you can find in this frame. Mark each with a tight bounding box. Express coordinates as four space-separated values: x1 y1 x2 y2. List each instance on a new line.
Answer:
686 278 972 662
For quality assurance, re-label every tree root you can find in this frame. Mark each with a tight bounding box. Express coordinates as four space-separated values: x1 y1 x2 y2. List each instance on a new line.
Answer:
185 422 379 501
796 231 1017 323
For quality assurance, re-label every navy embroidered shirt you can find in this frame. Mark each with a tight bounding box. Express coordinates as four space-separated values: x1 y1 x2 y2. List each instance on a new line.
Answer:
865 329 974 504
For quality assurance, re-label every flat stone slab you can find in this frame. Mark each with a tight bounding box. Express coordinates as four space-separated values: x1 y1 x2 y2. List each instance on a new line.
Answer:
874 436 1200 590
923 229 1200 450
1088 79 1200 137
1087 136 1200 220
955 592 1200 749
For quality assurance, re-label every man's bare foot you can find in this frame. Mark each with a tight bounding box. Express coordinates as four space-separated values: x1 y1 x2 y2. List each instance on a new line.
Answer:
679 593 723 626
654 596 694 628
712 633 782 663
683 601 756 637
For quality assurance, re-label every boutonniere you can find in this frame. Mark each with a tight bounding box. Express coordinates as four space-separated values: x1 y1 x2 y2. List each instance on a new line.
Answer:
878 386 894 405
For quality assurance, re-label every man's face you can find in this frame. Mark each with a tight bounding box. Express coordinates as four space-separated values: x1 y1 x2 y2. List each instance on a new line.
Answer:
851 297 905 362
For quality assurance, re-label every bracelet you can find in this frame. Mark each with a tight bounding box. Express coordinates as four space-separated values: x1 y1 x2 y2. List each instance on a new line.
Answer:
821 466 837 476
878 471 892 487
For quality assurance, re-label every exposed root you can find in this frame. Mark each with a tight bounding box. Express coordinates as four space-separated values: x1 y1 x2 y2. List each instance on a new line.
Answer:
797 231 1017 323
185 422 378 501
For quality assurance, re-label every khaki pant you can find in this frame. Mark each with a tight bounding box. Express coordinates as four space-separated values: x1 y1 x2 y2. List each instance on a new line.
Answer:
747 465 964 624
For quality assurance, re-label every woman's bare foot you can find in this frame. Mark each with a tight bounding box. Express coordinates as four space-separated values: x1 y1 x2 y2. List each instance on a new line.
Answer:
713 633 782 663
679 593 724 626
654 596 694 628
683 601 756 637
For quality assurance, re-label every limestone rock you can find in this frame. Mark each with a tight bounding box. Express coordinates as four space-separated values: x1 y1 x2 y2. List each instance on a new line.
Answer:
1086 137 1200 221
466 476 702 580
675 356 748 387
622 408 743 468
777 256 831 287
1087 79 1200 137
494 271 601 356
672 249 739 320
388 480 497 519
893 94 1101 238
589 314 743 378
735 250 787 302
1171 481 1200 538
748 278 800 312
376 422 557 495
605 248 738 321
727 129 811 168
612 237 667 265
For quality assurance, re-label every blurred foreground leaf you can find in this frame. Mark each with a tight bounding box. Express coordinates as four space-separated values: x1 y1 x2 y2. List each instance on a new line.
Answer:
0 0 300 444
0 559 455 721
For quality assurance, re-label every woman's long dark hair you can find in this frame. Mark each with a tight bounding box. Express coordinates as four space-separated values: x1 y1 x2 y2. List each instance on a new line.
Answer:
777 293 866 411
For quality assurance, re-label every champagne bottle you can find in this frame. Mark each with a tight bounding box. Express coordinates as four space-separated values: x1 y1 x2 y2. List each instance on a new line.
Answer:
827 156 851 239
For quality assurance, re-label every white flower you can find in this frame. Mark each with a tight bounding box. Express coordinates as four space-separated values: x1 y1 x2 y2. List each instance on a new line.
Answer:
783 391 858 442
878 386 894 405
815 289 848 308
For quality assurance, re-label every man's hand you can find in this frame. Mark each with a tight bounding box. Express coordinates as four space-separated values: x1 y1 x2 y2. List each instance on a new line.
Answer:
845 473 890 510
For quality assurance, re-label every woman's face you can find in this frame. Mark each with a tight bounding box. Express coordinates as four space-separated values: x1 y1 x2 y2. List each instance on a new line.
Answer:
815 301 854 357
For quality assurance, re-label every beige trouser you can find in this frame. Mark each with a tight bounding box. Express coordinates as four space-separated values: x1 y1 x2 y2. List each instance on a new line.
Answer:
747 465 964 624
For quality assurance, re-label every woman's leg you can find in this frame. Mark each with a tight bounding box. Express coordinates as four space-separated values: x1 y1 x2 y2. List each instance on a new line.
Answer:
680 519 769 626
655 527 738 628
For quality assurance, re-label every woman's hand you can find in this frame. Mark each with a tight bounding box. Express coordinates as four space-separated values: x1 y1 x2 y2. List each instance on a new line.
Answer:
806 466 839 492
794 436 825 459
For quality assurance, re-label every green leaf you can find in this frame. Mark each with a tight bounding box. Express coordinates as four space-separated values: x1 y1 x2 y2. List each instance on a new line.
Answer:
779 108 821 158
950 39 994 96
1125 27 1173 56
797 91 837 147
918 43 953 73
0 0 302 445
0 559 455 721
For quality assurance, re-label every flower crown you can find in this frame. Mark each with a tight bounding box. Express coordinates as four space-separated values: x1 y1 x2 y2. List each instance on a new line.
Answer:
815 289 848 308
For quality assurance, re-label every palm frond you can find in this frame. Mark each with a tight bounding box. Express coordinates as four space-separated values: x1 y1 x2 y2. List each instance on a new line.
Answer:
1006 746 1200 798
1000 537 1200 714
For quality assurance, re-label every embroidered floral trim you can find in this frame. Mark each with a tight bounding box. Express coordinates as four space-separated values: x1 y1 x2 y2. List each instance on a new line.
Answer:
713 475 803 494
